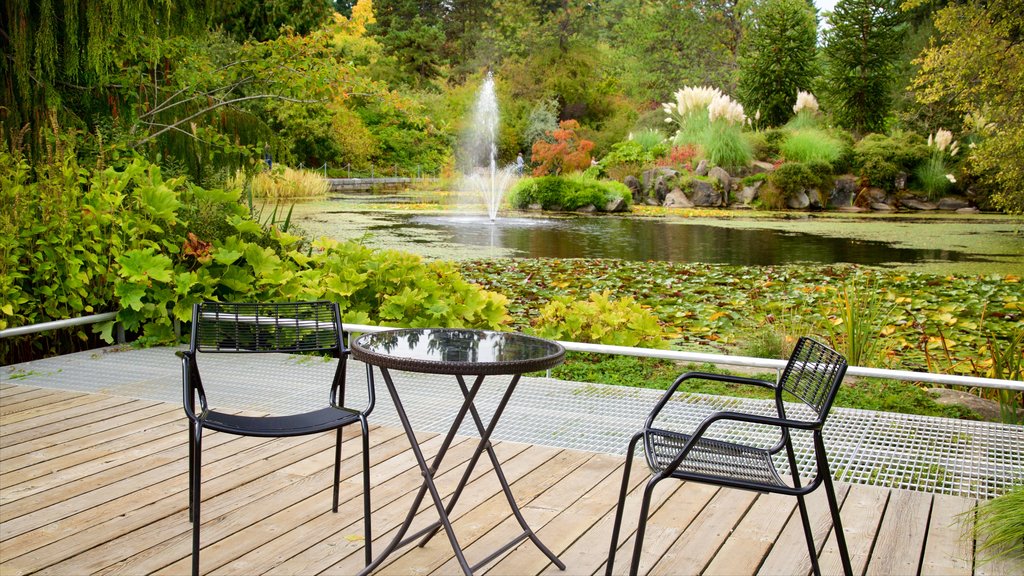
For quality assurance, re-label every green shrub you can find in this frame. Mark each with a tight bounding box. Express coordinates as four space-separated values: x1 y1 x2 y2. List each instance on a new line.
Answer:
507 175 631 211
781 128 845 165
854 131 929 190
915 154 955 200
531 291 667 348
768 162 816 197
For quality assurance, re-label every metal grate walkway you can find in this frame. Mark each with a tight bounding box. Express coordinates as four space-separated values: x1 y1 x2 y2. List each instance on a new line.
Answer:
3 345 1021 499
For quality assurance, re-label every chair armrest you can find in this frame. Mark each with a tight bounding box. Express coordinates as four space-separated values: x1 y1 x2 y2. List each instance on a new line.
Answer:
644 371 775 429
657 410 819 476
178 350 208 421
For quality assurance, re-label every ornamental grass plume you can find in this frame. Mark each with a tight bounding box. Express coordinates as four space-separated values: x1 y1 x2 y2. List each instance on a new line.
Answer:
708 94 746 125
663 85 723 117
793 90 819 114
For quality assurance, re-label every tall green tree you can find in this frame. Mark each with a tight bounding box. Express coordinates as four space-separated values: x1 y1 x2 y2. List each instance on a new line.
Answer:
737 0 818 127
213 0 336 42
369 0 446 88
820 0 905 134
911 0 1024 212
606 0 746 102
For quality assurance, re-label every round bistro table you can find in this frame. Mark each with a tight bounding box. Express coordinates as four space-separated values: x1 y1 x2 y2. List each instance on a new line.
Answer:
351 328 566 576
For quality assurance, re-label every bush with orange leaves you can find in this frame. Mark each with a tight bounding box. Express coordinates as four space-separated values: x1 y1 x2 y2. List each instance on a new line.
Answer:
530 120 594 176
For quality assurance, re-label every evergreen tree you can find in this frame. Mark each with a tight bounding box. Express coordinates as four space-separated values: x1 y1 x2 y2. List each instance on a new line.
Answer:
737 0 818 127
820 0 905 134
370 0 446 88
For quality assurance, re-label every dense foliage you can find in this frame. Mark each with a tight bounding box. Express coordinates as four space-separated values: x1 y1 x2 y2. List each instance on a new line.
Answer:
506 174 631 211
821 0 906 134
737 0 818 127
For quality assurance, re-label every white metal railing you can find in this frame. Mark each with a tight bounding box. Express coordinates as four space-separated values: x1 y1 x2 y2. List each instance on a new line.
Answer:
2 315 1020 392
342 323 1024 392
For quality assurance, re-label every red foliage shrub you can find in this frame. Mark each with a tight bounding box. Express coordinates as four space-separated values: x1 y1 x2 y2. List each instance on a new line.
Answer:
530 120 594 176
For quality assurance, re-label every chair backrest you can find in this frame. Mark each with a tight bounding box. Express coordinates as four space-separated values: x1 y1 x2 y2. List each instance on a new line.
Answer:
777 337 847 421
191 301 344 357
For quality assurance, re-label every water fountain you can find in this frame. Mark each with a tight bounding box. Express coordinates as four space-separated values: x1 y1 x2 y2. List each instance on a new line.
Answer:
462 72 517 221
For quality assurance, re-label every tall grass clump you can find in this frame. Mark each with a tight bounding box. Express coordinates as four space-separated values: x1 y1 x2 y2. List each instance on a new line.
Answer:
821 274 895 367
663 85 720 147
915 128 959 200
781 128 845 165
229 166 330 199
965 485 1024 565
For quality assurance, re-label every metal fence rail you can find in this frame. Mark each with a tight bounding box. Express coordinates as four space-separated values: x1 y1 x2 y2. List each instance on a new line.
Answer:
3 316 1020 392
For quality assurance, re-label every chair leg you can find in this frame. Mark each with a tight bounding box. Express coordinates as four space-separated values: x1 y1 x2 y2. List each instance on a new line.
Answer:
822 467 853 576
333 427 343 513
191 423 203 576
795 493 821 576
188 423 196 523
360 416 373 567
628 475 661 576
606 432 643 576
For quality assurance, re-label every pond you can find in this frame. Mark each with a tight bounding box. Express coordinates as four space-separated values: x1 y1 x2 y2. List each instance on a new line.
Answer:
289 195 1024 275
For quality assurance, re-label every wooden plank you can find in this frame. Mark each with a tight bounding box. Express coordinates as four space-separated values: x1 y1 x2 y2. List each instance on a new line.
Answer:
757 482 853 576
411 448 598 575
261 439 534 576
703 492 797 576
0 402 179 481
1 428 378 574
327 440 569 569
648 487 759 575
0 394 148 450
607 481 722 576
920 493 974 576
484 453 638 576
0 394 137 440
49 427 407 576
865 488 933 575
207 431 470 576
0 388 69 414
540 460 685 576
0 392 112 426
816 483 888 576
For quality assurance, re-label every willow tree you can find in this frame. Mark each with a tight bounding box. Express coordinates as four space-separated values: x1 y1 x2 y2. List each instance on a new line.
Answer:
0 0 211 154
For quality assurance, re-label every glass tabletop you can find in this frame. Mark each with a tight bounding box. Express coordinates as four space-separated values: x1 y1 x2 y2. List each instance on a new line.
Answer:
351 328 564 375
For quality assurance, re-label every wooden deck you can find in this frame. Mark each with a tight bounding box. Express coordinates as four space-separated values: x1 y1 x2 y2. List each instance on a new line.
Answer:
1 383 1019 576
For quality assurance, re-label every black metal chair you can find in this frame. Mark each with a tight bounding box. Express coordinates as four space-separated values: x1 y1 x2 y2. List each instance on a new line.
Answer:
178 301 375 576
606 337 853 576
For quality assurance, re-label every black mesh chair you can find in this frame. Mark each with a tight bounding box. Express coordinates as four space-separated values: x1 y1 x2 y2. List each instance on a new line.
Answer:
606 337 852 576
178 301 375 576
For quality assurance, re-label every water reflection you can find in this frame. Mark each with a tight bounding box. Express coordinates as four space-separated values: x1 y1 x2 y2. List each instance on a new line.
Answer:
383 215 980 266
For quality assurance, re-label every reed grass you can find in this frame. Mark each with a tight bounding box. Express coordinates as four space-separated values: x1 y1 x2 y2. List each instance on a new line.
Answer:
229 166 330 199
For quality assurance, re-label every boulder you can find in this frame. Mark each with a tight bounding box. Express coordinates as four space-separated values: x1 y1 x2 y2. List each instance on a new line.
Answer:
749 161 775 175
653 175 671 204
787 189 810 210
623 175 642 203
895 171 908 191
856 187 887 208
956 206 981 214
694 159 709 176
605 196 628 213
901 197 938 211
527 203 543 211
735 181 762 205
576 204 597 213
937 196 971 211
689 180 722 207
708 166 731 195
807 189 825 210
664 188 694 208
829 175 859 208
871 202 895 211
